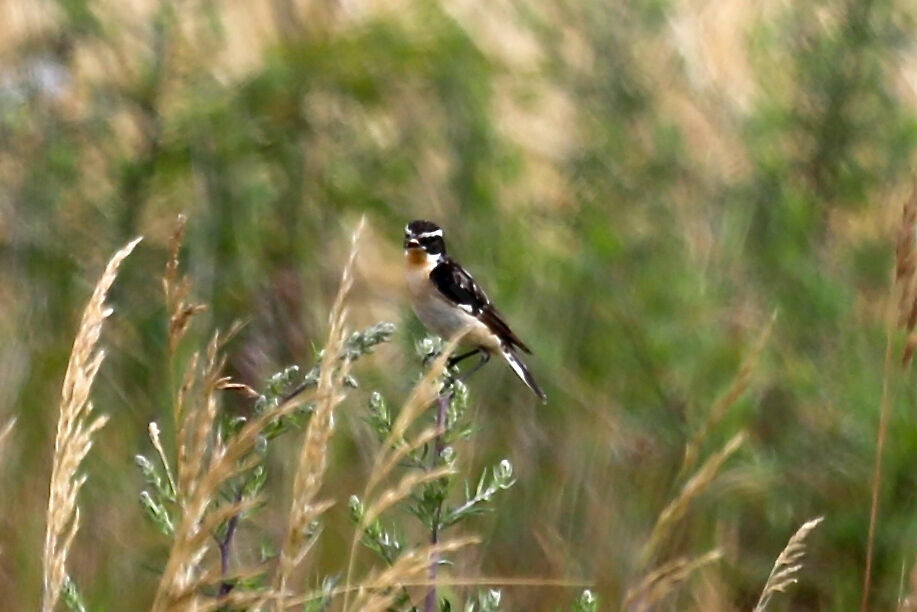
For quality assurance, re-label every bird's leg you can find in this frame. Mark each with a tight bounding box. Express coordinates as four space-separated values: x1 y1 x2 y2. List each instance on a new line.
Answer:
458 351 491 383
448 348 482 370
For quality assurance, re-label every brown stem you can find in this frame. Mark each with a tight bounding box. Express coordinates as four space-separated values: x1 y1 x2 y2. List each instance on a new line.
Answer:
217 492 243 598
424 391 451 612
861 296 898 611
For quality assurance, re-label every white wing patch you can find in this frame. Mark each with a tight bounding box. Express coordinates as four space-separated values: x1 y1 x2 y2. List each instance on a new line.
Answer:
501 346 528 384
500 346 547 401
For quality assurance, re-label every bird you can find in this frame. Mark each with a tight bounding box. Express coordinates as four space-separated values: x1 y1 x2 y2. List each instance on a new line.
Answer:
403 219 547 402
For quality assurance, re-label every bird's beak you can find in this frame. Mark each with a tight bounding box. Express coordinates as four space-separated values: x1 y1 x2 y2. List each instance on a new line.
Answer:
404 237 421 249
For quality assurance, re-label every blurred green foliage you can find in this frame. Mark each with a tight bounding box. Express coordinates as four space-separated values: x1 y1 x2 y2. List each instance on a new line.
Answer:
1 0 917 609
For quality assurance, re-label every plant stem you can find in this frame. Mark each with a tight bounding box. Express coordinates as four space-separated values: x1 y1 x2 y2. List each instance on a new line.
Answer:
861 292 898 611
424 391 450 612
217 492 243 598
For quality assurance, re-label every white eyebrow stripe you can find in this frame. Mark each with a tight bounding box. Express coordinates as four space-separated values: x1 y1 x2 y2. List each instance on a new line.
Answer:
417 230 443 239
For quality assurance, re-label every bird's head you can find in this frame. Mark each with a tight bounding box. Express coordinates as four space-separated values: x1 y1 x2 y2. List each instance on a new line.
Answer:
404 220 446 259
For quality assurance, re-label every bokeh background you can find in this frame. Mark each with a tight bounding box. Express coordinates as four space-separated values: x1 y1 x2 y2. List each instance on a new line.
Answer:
2 0 917 609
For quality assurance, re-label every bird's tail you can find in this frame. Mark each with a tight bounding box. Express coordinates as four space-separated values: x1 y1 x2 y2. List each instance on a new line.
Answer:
500 345 547 402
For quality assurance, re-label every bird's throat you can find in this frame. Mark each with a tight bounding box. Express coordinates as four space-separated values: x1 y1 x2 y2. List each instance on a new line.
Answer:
405 248 431 267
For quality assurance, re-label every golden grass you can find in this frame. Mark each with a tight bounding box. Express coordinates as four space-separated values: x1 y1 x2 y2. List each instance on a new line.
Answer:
624 549 722 611
627 430 744 608
273 218 364 602
150 353 322 610
149 215 487 610
641 432 746 566
263 573 592 612
41 237 141 612
163 214 207 358
863 180 917 610
681 312 775 477
896 181 917 361
342 328 468 610
151 217 330 610
353 538 479 612
753 516 824 611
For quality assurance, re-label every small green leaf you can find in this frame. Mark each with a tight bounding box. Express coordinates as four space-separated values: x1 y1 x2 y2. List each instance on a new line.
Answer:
61 576 87 612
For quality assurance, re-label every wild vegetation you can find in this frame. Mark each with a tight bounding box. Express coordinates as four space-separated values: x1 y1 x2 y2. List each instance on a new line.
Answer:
2 0 917 609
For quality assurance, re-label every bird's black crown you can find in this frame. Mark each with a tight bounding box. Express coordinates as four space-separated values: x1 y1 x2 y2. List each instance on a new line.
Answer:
405 220 446 254
406 220 442 237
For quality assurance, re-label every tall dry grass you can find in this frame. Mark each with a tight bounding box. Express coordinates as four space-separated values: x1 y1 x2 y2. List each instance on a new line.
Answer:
273 218 364 602
643 433 745 566
342 327 470 610
623 433 743 609
150 216 329 610
41 237 141 612
753 516 824 611
148 215 482 610
622 314 774 608
680 313 775 477
862 180 917 610
624 550 723 611
149 328 291 611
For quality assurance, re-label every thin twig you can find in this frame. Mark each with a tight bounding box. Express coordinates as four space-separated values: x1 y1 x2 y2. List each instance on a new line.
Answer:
863 182 917 610
862 295 897 611
217 490 244 598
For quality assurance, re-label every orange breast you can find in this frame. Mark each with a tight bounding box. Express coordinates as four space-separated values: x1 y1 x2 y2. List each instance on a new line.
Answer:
405 249 427 267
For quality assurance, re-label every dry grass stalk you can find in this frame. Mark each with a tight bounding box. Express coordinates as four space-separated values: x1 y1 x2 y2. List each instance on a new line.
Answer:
366 330 469 498
0 418 13 460
863 180 917 611
41 237 141 612
273 218 365 603
153 217 326 610
110 572 594 612
362 466 456 527
641 432 746 565
149 422 178 501
341 329 468 611
896 181 917 365
192 564 278 612
681 312 775 476
151 342 321 610
163 213 207 357
276 571 588 611
624 549 722 611
152 332 244 610
754 516 824 611
368 426 441 493
163 214 207 433
353 537 479 612
262 539 479 611
175 350 200 494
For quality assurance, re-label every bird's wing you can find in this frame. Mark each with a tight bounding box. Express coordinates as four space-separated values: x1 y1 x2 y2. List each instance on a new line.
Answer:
430 257 532 354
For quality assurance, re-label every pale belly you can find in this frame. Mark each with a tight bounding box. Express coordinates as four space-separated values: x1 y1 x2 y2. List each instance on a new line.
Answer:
405 259 501 352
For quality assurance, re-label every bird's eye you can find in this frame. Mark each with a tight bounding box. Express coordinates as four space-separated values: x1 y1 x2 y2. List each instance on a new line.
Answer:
421 236 444 254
